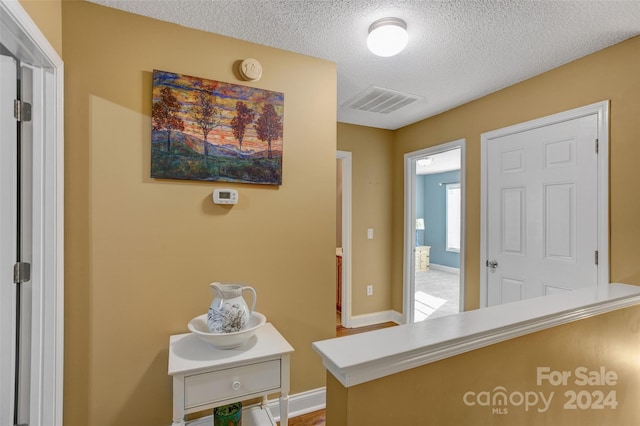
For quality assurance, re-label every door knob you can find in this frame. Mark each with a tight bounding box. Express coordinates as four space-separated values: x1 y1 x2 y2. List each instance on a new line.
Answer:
487 260 498 269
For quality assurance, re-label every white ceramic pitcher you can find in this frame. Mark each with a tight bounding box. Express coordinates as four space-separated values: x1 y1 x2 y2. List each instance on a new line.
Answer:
207 282 257 333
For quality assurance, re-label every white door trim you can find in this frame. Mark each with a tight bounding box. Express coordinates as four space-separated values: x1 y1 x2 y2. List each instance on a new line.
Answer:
403 139 466 324
0 51 19 426
480 101 609 308
337 151 353 328
0 1 64 425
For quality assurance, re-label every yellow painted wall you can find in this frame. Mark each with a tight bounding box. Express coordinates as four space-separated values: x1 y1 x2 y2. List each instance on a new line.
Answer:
327 305 640 425
61 2 336 425
18 0 62 56
337 123 394 316
391 35 640 312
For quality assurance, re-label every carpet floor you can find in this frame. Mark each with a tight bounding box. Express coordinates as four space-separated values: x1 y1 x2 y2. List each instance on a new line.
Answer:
414 267 460 320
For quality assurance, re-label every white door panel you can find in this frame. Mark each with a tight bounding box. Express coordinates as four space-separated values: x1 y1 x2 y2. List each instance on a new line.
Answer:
18 62 34 424
487 114 598 306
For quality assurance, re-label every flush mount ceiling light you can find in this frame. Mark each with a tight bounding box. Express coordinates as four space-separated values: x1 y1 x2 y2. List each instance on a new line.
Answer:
367 17 408 57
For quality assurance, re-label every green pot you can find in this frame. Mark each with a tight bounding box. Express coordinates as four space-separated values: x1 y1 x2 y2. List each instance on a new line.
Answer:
213 402 242 426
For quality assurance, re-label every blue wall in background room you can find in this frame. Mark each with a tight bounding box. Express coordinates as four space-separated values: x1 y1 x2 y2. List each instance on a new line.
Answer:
416 170 460 269
416 174 425 246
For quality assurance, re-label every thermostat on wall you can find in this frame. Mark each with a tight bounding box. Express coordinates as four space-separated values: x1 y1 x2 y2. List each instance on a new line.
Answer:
212 189 238 205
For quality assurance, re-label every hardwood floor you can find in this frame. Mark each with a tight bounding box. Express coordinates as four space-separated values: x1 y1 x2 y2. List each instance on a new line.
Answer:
283 409 326 426
283 316 398 426
336 321 397 337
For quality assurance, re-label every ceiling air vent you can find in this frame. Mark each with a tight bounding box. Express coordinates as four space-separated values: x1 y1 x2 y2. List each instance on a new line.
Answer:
343 86 423 114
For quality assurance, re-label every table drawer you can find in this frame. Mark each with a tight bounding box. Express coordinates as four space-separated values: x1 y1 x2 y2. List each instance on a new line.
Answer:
184 360 281 409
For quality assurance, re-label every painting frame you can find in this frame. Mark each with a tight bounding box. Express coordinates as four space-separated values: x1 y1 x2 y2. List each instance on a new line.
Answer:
151 69 284 185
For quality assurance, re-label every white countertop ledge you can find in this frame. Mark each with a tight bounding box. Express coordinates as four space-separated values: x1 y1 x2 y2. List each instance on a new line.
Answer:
312 283 640 387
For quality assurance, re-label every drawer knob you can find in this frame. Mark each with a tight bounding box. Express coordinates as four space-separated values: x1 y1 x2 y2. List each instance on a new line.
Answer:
232 381 241 391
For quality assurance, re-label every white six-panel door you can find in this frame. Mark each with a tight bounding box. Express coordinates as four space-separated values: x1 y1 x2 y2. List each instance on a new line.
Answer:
486 114 599 306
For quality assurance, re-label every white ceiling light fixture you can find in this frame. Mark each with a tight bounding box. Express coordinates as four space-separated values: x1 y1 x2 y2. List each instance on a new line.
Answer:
367 17 408 57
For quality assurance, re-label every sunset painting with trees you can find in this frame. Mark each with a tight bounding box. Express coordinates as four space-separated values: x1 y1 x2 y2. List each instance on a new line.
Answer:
151 70 284 185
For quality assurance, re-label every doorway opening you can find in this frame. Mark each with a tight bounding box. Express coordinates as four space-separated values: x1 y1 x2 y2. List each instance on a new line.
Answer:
403 140 465 324
336 151 352 329
0 2 64 425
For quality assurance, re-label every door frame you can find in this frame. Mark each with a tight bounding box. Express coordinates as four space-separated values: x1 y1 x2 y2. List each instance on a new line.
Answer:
1 47 19 426
403 139 466 324
1 1 64 425
480 101 609 307
337 151 353 327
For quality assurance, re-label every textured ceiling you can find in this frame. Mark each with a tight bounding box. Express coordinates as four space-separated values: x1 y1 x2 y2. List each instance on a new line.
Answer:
89 0 640 130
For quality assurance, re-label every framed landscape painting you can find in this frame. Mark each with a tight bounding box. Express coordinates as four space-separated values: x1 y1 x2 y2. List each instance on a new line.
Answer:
151 70 284 185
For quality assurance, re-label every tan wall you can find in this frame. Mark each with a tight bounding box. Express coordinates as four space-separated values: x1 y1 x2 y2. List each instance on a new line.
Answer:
392 35 640 312
337 123 394 315
18 0 62 56
62 2 336 425
328 305 640 425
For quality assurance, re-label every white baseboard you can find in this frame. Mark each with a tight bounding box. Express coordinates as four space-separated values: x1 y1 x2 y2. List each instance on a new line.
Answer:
348 310 403 328
429 263 460 274
267 387 326 420
390 310 405 324
185 387 326 425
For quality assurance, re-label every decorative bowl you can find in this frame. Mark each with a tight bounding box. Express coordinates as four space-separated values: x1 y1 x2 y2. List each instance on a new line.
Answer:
188 311 266 349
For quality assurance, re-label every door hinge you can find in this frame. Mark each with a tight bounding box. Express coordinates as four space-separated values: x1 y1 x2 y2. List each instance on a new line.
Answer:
595 138 599 154
595 250 599 266
13 99 32 122
13 262 31 283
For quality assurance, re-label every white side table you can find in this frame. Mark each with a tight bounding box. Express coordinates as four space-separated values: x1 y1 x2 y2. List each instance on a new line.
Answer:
168 323 294 426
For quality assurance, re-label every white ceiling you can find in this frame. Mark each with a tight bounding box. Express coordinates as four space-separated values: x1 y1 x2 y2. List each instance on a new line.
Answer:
89 0 640 130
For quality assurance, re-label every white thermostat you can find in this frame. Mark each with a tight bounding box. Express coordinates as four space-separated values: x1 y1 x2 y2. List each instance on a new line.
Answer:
212 189 238 205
